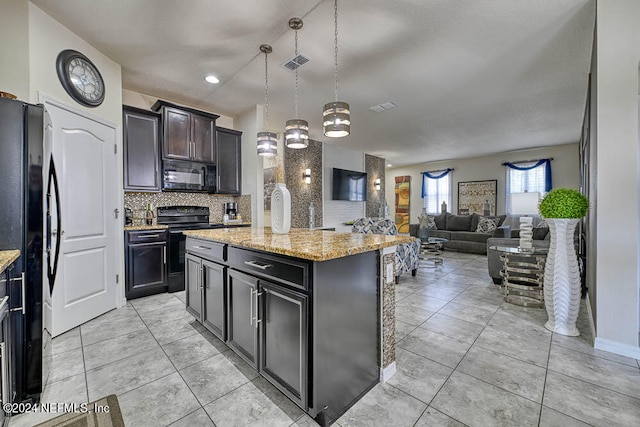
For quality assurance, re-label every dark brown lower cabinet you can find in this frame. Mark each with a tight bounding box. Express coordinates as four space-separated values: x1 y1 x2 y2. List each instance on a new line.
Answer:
125 230 168 300
186 254 227 341
226 270 308 408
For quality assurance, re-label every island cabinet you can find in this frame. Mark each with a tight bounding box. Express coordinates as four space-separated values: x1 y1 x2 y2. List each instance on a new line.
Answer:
215 127 242 194
122 106 161 192
185 240 227 340
152 100 219 163
184 234 379 426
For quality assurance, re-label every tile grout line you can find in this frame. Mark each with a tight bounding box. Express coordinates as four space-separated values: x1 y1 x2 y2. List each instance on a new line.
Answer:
130 302 221 427
404 256 496 426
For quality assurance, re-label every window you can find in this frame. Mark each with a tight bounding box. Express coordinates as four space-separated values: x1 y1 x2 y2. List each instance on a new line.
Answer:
505 160 550 213
422 170 451 214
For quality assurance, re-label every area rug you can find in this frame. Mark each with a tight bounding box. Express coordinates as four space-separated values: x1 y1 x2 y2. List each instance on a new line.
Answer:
35 394 125 427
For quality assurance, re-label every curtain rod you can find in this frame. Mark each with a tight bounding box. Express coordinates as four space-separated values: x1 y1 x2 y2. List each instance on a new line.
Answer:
501 157 553 166
422 168 454 174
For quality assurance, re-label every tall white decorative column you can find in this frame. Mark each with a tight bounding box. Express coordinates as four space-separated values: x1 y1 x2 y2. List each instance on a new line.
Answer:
543 218 581 336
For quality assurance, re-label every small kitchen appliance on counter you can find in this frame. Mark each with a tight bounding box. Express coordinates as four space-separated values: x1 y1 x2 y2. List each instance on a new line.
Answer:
224 202 238 220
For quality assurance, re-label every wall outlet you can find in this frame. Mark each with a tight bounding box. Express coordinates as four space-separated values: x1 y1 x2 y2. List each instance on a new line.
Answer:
386 263 393 284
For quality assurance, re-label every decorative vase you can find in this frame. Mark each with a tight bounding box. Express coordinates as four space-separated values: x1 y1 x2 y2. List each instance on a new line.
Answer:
543 218 581 336
271 183 291 234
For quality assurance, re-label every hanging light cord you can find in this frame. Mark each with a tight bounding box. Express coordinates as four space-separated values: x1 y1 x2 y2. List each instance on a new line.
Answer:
294 28 299 119
334 0 339 102
264 50 269 129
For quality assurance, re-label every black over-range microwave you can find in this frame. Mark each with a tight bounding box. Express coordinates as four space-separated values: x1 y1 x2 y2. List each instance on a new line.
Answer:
162 159 216 193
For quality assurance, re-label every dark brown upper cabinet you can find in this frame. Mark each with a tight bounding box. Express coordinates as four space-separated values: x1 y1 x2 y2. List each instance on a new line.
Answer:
123 106 161 192
152 100 219 163
216 127 242 194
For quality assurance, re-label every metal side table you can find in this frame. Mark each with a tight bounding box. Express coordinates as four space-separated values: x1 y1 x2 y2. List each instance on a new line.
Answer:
489 246 548 308
420 237 448 268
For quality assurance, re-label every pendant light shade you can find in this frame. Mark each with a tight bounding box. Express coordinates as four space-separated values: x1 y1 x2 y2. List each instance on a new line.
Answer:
257 131 278 156
323 101 350 138
285 17 309 149
285 119 309 149
257 44 276 157
323 0 350 138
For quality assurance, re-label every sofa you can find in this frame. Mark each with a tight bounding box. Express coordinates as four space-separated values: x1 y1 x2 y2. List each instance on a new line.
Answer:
352 217 421 283
410 213 510 254
486 227 551 284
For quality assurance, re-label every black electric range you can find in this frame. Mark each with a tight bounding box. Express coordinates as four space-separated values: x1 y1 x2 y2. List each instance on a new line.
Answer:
157 206 223 292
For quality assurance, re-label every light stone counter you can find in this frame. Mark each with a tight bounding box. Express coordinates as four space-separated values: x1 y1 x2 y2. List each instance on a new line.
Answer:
183 226 412 262
0 250 20 275
124 225 168 231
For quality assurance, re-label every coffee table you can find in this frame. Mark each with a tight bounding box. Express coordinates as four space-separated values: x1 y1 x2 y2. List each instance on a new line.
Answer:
419 237 448 267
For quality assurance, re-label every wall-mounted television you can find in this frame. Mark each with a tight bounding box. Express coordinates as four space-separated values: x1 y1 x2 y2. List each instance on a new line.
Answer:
332 168 367 201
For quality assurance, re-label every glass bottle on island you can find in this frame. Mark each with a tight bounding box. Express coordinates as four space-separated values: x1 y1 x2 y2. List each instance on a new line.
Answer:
145 203 153 225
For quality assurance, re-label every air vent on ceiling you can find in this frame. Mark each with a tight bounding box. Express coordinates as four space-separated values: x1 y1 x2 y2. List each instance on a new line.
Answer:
369 101 397 113
282 54 310 71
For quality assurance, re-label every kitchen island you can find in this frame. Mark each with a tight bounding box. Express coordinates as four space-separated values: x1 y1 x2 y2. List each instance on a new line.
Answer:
182 227 410 426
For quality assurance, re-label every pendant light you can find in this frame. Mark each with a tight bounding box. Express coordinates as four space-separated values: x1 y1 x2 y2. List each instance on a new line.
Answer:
257 44 277 157
323 0 350 138
285 17 309 149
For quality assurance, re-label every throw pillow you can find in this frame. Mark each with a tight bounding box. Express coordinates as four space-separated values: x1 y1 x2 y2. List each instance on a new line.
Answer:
476 216 498 233
426 215 437 230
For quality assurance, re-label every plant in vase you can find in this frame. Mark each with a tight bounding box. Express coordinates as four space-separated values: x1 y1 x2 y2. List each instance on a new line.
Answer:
271 160 291 234
538 188 589 336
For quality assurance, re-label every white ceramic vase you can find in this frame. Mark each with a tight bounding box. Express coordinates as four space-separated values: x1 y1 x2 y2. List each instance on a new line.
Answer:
543 218 581 336
271 183 291 234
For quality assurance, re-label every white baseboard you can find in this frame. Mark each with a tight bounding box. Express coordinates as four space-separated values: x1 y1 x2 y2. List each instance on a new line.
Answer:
585 294 596 341
594 337 640 359
380 362 396 383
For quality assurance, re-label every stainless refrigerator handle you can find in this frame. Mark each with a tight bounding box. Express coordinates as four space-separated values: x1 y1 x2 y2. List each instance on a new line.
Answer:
0 341 7 406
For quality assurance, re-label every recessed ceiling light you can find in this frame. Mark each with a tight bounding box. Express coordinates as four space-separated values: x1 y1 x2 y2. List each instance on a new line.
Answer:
205 75 220 84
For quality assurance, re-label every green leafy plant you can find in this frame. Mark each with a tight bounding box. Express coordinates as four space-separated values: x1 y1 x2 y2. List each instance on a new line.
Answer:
538 188 589 218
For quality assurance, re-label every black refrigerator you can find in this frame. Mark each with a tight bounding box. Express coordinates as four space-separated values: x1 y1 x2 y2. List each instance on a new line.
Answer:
0 97 49 407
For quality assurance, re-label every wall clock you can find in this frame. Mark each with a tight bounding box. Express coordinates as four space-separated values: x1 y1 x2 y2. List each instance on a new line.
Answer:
56 49 105 107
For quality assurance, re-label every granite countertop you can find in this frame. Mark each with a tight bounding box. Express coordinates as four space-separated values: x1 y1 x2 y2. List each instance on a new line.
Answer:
0 250 20 275
183 227 412 261
124 225 169 231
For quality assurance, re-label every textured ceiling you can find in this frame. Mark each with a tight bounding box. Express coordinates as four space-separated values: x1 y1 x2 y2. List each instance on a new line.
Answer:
31 0 595 166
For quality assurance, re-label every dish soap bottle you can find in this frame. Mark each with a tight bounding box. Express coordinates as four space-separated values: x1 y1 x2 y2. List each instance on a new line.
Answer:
309 202 315 229
145 203 153 225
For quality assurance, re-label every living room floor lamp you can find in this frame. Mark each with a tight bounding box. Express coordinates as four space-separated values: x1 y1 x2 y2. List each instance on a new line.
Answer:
511 192 540 251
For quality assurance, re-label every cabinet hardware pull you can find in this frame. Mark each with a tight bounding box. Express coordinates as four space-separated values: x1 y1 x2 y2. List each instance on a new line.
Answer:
249 288 254 326
163 246 167 265
243 261 272 270
255 291 263 328
20 272 25 314
200 266 204 291
138 234 160 239
193 245 211 250
0 341 7 406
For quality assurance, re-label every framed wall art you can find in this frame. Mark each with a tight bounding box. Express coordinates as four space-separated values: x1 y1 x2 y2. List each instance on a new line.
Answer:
458 180 497 216
394 176 411 233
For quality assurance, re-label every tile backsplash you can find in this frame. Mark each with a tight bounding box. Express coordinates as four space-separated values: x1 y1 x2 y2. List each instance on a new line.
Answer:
124 192 251 225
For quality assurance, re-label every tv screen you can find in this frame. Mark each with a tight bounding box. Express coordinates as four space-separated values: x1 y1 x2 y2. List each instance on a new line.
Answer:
332 168 367 201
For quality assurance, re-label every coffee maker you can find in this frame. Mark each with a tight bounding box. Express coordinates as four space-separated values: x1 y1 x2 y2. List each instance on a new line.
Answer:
224 202 238 220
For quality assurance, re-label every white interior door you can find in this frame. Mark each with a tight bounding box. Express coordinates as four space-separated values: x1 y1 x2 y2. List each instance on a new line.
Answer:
43 98 118 337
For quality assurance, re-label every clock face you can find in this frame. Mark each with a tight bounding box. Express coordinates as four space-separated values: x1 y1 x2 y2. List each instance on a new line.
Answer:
56 50 105 107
